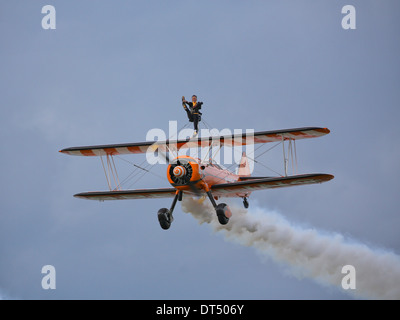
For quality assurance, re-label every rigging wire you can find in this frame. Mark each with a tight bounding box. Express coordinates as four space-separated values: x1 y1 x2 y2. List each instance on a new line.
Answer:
200 117 286 176
113 118 198 190
113 155 165 190
100 115 299 191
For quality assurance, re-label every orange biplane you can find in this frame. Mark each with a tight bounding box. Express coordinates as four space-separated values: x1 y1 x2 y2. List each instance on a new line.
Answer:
60 127 333 230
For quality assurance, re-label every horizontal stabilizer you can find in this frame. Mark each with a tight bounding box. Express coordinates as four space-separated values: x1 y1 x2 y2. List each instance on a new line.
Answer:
237 152 251 177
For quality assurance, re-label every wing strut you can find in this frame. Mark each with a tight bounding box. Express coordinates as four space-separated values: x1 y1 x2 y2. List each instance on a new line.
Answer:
281 135 298 177
100 154 121 191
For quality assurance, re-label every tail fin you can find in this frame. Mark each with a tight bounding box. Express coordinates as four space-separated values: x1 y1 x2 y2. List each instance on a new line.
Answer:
237 152 251 177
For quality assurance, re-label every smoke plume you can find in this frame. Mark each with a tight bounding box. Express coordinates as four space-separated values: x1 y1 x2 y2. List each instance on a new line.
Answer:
181 197 400 299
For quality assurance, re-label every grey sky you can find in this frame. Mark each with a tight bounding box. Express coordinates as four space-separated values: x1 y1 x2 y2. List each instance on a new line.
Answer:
1 1 399 299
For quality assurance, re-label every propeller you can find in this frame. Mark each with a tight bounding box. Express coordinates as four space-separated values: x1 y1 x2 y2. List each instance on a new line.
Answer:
156 146 203 197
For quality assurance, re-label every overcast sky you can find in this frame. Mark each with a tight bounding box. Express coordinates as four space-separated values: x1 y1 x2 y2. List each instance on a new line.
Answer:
1 1 399 299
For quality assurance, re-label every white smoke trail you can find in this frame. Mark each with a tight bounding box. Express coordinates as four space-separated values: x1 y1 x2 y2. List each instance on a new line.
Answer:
181 197 400 300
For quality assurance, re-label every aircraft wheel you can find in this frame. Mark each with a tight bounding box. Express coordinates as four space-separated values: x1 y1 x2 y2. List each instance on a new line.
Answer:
216 203 231 225
157 208 172 230
243 198 249 209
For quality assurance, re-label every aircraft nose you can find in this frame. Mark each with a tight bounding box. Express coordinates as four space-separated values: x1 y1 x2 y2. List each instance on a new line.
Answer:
173 166 186 178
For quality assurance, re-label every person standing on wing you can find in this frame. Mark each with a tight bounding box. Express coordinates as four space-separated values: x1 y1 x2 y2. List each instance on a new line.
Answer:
182 95 203 136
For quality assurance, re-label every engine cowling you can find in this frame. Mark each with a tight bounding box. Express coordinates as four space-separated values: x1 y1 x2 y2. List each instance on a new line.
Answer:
167 156 202 190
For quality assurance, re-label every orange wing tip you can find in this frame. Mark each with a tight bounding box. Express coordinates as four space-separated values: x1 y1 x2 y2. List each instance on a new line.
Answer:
315 127 330 135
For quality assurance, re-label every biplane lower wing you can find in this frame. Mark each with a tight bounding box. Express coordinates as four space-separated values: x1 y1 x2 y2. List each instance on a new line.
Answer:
74 188 177 200
211 173 334 197
60 127 330 157
75 173 333 201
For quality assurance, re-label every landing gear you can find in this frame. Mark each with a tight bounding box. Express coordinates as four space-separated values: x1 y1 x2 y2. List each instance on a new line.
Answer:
157 208 173 230
216 203 231 225
243 197 249 209
206 191 231 225
157 189 232 229
157 191 182 230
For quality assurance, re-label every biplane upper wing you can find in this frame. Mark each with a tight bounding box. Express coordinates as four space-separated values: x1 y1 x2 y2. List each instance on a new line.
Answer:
59 127 330 156
74 187 177 201
211 173 334 197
